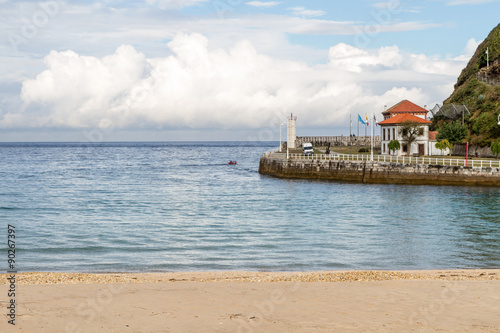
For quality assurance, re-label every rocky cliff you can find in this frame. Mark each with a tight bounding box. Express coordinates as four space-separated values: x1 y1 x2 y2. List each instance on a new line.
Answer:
438 24 500 146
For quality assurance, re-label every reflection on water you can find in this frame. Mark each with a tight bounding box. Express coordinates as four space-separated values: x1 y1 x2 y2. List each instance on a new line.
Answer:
1 142 499 272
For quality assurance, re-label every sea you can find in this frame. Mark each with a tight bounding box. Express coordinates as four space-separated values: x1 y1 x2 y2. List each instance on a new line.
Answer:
1 141 500 273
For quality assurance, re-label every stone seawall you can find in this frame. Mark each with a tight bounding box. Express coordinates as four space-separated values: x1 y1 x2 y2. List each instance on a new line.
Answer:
259 156 500 186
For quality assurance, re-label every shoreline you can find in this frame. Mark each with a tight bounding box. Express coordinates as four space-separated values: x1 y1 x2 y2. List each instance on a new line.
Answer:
2 269 500 332
3 269 500 284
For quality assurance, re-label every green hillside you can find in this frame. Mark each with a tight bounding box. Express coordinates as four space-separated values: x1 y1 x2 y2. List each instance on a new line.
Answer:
438 23 500 146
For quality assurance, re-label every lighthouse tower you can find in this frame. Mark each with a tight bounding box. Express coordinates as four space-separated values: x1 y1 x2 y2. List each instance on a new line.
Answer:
287 113 297 149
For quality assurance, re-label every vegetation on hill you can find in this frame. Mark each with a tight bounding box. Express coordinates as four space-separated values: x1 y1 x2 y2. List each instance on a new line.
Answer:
434 24 500 146
435 120 467 145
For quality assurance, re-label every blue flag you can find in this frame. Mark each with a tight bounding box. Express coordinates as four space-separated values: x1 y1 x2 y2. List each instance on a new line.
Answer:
358 114 366 125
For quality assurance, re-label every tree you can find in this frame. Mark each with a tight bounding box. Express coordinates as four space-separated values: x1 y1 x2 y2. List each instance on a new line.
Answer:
387 140 400 155
435 139 452 156
491 141 500 159
399 121 422 155
436 120 467 145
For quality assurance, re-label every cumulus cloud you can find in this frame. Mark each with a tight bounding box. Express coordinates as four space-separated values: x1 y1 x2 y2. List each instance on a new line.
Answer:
464 38 482 56
13 33 470 131
246 1 282 7
328 44 403 72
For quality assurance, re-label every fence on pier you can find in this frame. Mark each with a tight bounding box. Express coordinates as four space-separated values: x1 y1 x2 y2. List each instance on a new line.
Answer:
264 151 500 169
295 136 380 147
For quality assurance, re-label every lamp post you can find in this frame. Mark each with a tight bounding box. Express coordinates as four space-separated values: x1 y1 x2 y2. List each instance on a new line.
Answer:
370 113 374 162
287 122 294 160
286 140 289 159
280 120 285 152
275 120 286 152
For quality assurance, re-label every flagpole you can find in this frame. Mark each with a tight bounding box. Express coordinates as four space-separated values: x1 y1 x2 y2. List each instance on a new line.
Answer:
357 115 359 152
357 115 359 137
370 113 374 161
350 114 352 137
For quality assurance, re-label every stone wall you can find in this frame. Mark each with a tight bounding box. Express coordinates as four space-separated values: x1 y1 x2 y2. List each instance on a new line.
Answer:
476 59 500 86
452 144 496 158
259 156 500 187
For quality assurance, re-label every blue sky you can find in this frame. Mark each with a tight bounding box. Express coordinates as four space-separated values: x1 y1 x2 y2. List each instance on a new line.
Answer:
0 0 499 141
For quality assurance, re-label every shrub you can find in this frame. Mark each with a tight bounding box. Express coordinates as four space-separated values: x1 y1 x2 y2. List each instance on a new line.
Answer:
388 140 400 154
435 139 452 156
437 120 468 144
492 141 500 158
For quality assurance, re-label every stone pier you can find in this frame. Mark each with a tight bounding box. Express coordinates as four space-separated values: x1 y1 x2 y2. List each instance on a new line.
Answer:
259 155 500 187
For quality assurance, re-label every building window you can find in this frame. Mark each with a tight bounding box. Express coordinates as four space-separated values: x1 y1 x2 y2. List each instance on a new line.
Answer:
383 128 386 141
392 128 395 139
388 129 390 140
418 127 424 136
403 145 408 153
383 144 386 153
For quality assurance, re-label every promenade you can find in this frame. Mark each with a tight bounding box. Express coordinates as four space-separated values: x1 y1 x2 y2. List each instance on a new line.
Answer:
260 151 500 186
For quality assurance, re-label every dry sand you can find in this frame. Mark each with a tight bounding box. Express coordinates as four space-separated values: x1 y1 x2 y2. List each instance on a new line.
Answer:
1 269 500 332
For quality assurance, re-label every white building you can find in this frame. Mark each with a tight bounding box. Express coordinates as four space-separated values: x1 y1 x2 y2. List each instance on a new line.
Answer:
378 100 433 156
287 113 297 149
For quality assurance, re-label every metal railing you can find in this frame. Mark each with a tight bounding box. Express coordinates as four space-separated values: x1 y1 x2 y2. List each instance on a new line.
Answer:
262 147 281 157
265 152 500 168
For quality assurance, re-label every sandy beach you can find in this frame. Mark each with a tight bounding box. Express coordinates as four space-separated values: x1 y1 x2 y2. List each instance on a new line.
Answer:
1 269 500 332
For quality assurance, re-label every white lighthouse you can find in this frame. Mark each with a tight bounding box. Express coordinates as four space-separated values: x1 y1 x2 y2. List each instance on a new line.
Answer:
287 113 297 149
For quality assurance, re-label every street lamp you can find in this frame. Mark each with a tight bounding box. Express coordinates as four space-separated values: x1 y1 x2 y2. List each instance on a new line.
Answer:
497 114 500 126
275 120 286 152
286 121 294 160
370 113 374 162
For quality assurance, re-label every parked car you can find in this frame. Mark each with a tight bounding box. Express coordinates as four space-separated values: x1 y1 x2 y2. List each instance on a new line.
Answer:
302 143 314 155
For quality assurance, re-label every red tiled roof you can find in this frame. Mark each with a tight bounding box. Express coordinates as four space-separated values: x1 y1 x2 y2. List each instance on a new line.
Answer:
382 100 428 114
378 113 432 125
428 131 438 141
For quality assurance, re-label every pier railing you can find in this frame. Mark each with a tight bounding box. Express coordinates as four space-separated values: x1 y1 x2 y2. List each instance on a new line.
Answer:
265 152 500 169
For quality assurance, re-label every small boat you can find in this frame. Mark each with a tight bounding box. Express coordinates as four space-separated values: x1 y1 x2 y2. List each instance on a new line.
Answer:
228 161 237 165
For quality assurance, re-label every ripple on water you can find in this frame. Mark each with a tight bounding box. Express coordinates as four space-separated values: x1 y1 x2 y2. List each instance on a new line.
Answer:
1 142 500 272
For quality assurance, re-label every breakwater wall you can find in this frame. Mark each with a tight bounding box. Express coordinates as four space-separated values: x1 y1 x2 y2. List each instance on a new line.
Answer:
259 156 500 186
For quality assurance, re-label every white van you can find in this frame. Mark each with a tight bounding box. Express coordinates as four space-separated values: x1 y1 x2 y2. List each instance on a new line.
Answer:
302 143 314 155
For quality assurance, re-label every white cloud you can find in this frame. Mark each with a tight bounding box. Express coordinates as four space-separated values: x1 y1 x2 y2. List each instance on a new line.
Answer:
371 1 421 12
464 38 482 56
246 1 282 8
143 0 208 9
288 6 326 17
446 0 499 4
12 33 471 132
328 44 403 72
451 38 482 62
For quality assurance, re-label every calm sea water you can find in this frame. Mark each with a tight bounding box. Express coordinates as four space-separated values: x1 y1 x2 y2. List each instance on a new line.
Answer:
1 141 500 273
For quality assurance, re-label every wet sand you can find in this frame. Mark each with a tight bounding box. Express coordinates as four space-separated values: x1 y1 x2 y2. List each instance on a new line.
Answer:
1 269 499 332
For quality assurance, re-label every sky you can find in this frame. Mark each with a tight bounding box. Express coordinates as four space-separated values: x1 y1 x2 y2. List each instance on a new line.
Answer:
0 0 499 142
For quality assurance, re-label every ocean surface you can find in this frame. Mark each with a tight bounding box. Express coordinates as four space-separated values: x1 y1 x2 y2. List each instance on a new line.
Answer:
1 141 500 273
